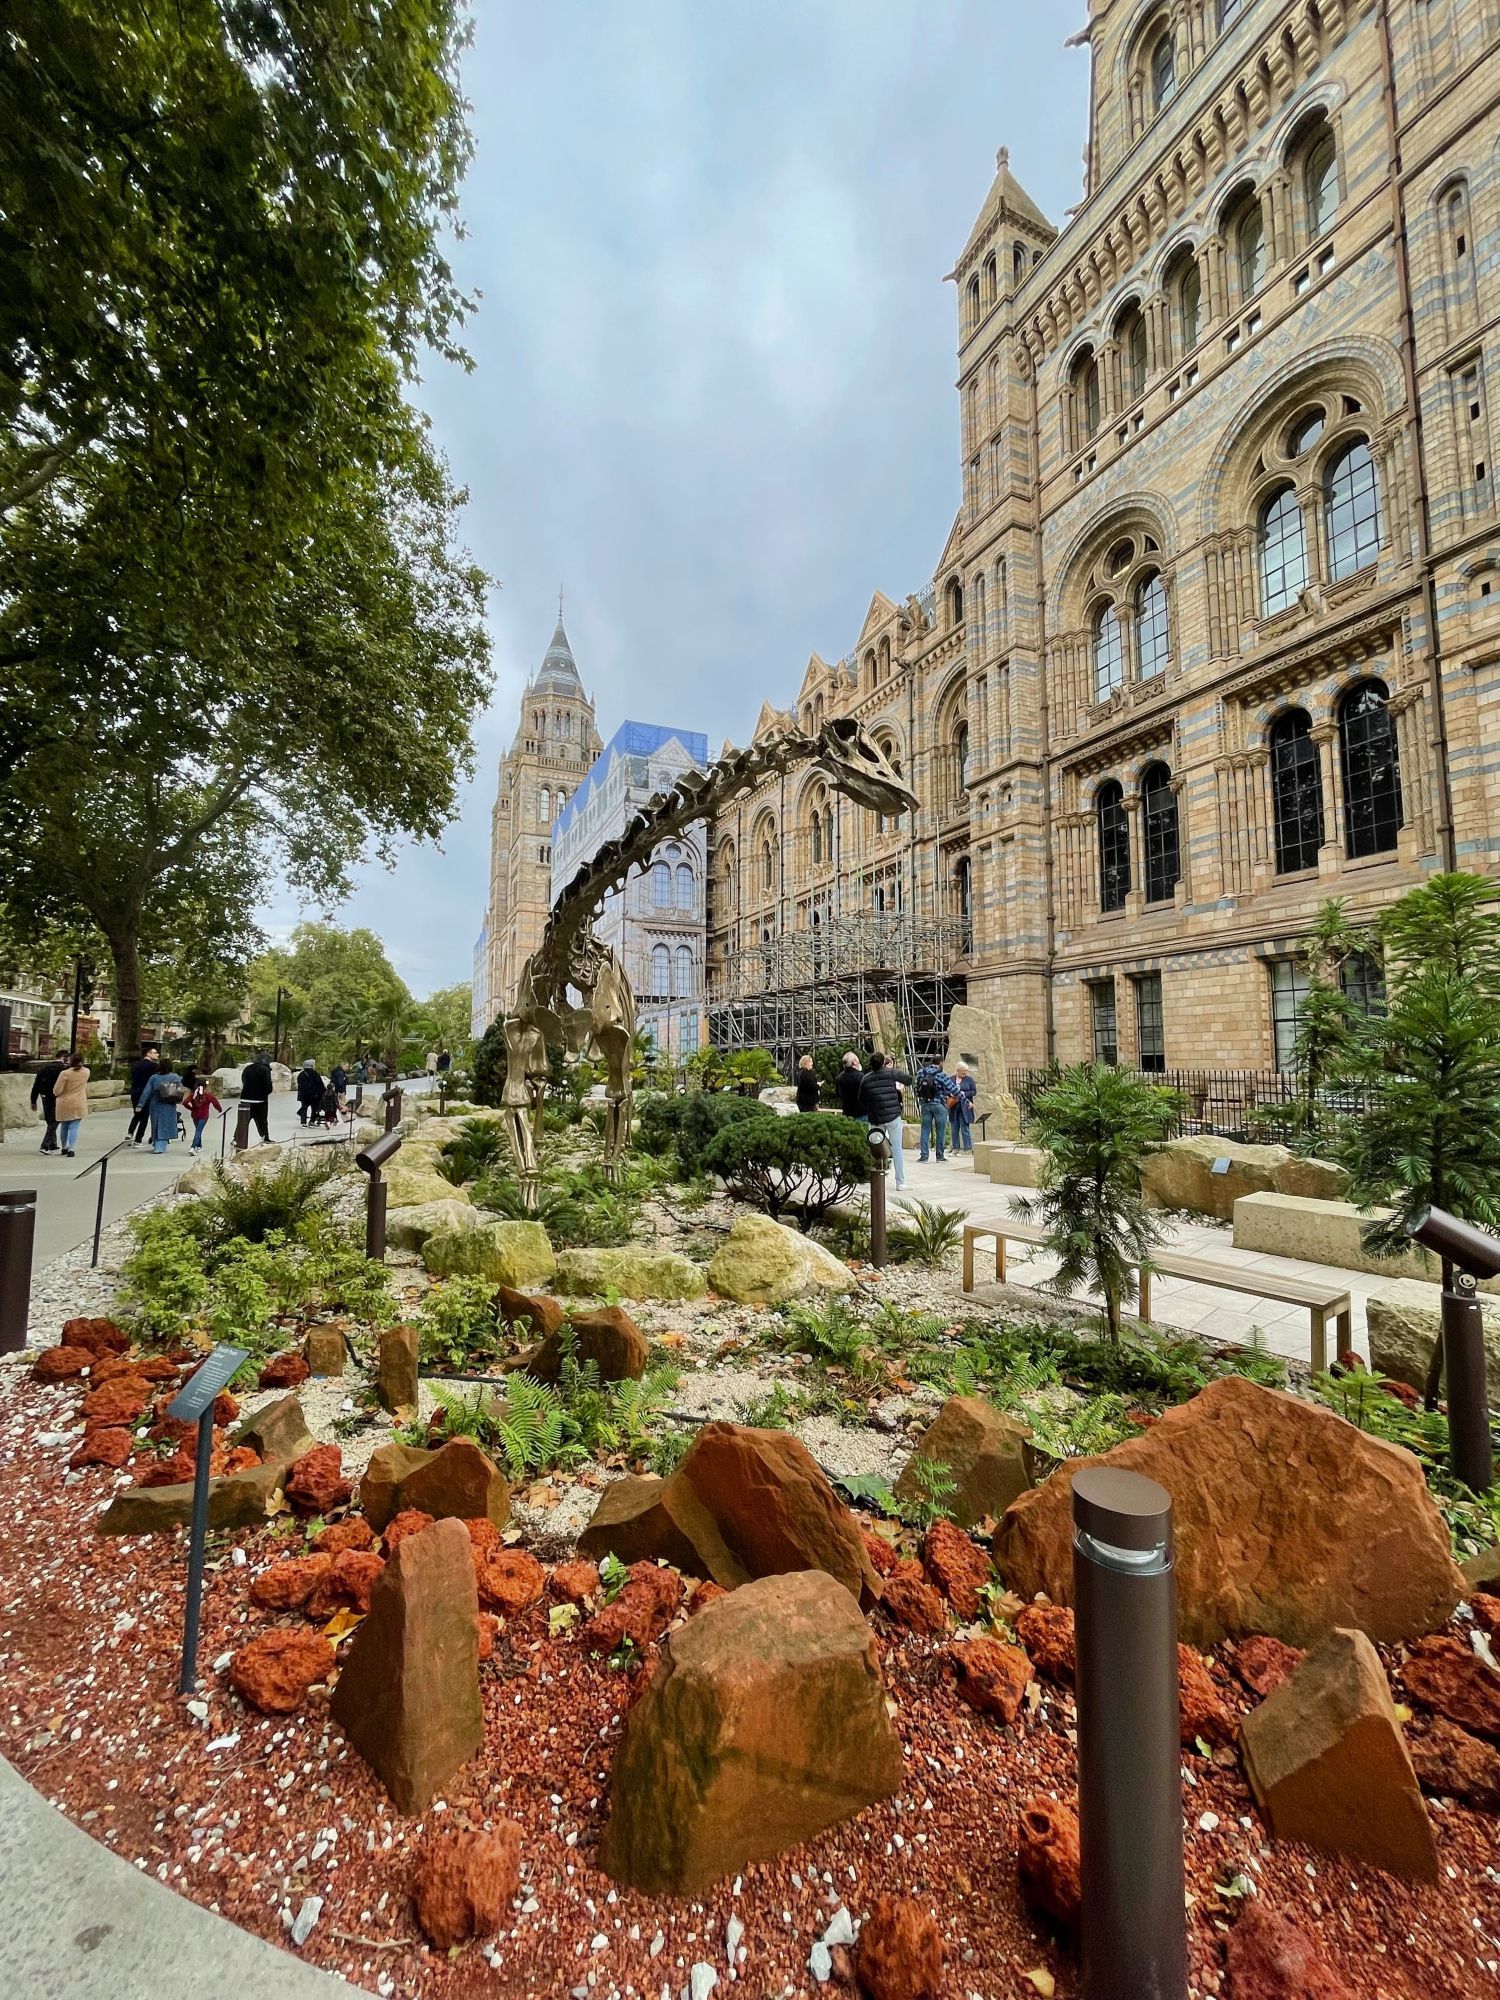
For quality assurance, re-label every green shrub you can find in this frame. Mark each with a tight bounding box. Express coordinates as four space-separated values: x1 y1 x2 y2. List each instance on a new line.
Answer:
424 1334 679 1478
120 1207 211 1339
471 1015 507 1107
702 1109 869 1226
416 1275 505 1371
194 1153 340 1246
891 1197 965 1266
438 1118 510 1185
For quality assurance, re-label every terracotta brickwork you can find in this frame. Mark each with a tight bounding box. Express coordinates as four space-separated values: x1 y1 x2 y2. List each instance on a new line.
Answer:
706 0 1500 1070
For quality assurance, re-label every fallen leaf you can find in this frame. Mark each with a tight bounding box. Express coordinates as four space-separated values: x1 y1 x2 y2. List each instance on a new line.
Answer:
548 1603 580 1637
1023 1969 1056 1997
1392 1701 1412 1724
322 1608 365 1643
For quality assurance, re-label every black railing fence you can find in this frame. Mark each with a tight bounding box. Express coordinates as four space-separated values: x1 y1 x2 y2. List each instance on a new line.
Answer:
1005 1065 1368 1147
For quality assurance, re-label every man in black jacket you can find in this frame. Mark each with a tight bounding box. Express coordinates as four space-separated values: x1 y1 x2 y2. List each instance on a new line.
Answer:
238 1051 273 1148
296 1059 325 1127
127 1043 160 1144
834 1051 866 1118
856 1051 912 1188
30 1055 64 1153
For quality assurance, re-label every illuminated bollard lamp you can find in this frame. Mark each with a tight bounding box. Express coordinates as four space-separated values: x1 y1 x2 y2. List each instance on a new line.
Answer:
355 1128 403 1262
1072 1465 1187 2000
1404 1204 1497 1494
865 1125 889 1270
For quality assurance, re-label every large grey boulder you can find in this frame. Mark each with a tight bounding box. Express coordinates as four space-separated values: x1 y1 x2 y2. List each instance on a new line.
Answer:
1142 1135 1346 1222
387 1199 484 1253
1367 1279 1500 1409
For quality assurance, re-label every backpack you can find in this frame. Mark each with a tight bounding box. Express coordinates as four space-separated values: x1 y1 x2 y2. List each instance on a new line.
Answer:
156 1076 185 1105
915 1066 943 1102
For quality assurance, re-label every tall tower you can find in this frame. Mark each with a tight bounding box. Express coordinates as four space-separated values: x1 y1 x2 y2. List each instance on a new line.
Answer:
482 608 602 1026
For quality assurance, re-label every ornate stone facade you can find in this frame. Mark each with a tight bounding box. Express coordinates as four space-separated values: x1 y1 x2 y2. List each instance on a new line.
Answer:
706 0 1500 1072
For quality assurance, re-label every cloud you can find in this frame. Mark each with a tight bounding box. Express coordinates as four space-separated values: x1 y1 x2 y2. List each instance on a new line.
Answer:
289 0 1090 993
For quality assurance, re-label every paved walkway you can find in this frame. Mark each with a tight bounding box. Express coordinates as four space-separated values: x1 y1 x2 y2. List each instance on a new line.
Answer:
893 1149 1379 1369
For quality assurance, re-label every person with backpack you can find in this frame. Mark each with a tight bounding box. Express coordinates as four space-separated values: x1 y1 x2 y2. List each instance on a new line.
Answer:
296 1058 325 1126
53 1054 90 1157
948 1062 978 1154
914 1059 955 1163
137 1057 185 1154
30 1053 64 1153
185 1078 223 1150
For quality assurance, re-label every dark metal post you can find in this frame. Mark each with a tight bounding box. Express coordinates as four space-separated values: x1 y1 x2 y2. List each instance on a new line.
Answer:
355 1129 402 1263
1442 1274 1493 1493
383 1085 403 1134
438 1078 447 1117
0 1190 37 1354
867 1128 889 1270
91 1156 109 1267
69 956 84 1056
178 1407 215 1694
1072 1465 1186 2000
272 986 284 1066
219 1107 230 1162
233 1102 252 1151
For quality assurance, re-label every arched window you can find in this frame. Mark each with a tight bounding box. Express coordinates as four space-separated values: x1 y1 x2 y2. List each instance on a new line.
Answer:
864 649 876 687
967 274 981 329
810 811 823 865
675 945 694 998
761 840 775 892
984 254 997 303
650 944 671 999
1097 781 1131 912
556 787 567 813
955 723 970 789
1324 439 1382 579
720 845 737 909
1117 303 1148 401
878 636 891 682
995 557 1009 646
1339 680 1402 858
651 860 671 907
1151 31 1176 113
1237 199 1267 299
1136 571 1170 678
1305 132 1339 238
1142 763 1180 903
954 857 972 919
946 577 964 626
1093 605 1125 701
1259 484 1308 615
1073 348 1100 442
1178 259 1201 351
675 863 694 910
1270 710 1324 873
539 786 551 826
1013 243 1026 288
823 805 833 861
973 571 987 651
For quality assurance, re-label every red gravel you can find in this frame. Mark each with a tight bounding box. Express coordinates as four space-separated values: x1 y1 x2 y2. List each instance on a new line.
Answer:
0 1366 1495 1998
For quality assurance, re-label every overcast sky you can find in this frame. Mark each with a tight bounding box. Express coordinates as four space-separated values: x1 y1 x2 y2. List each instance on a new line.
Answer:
271 1 1090 994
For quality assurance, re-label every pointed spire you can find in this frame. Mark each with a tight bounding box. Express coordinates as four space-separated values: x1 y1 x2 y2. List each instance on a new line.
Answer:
536 598 586 696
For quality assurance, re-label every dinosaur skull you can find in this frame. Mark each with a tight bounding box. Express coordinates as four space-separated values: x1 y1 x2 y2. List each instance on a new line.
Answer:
816 717 921 817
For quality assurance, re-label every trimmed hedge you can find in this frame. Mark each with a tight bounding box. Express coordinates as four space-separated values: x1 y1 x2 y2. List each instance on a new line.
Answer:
701 1109 871 1227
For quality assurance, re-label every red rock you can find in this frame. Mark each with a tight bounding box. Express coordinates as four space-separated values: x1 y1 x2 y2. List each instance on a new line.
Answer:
1178 1645 1235 1746
549 1560 599 1604
1227 1634 1305 1700
87 1353 144 1386
688 1579 727 1616
921 1519 992 1621
284 1443 352 1517
134 1356 181 1382
1402 1634 1500 1741
62 1317 128 1355
412 1824 523 1949
881 1574 948 1637
70 1428 133 1470
947 1638 1031 1723
80 1375 151 1427
587 1563 683 1654
223 1446 261 1473
599 1570 903 1894
212 1390 239 1426
1408 1716 1500 1811
863 1531 898 1578
383 1508 436 1555
854 1893 944 2000
32 1346 94 1382
476 1613 500 1661
258 1349 310 1389
1379 1378 1421 1410
478 1549 547 1617
995 1377 1464 1649
1016 1603 1075 1685
138 1448 198 1487
149 1413 196 1449
1470 1592 1500 1640
306 1550 386 1619
889 1557 924 1585
1015 1794 1081 1927
250 1554 335 1611
1223 1898 1356 1999
329 1517 483 1812
229 1629 336 1714
313 1517 378 1555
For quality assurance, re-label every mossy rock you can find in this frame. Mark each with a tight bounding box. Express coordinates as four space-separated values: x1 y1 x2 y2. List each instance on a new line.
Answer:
382 1158 460 1209
707 1214 855 1306
422 1218 556 1287
554 1247 708 1301
386 1198 482 1252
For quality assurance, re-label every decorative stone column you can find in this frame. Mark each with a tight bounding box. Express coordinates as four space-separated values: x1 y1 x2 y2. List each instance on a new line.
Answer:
1311 721 1344 875
1124 796 1145 918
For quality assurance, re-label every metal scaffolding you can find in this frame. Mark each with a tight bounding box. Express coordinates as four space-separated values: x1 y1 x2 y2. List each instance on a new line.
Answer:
705 914 969 1071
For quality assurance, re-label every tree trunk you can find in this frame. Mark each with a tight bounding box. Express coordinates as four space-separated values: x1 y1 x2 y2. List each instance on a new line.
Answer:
108 927 144 1068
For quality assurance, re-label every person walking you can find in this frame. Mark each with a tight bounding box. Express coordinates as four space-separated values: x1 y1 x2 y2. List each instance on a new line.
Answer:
30 1054 64 1153
857 1051 912 1188
127 1042 161 1144
834 1050 866 1119
137 1057 184 1155
794 1054 820 1112
329 1061 349 1114
185 1078 223 1150
914 1058 953 1163
948 1062 977 1154
296 1058 324 1127
238 1050 273 1147
436 1048 452 1076
53 1054 90 1157
425 1048 439 1078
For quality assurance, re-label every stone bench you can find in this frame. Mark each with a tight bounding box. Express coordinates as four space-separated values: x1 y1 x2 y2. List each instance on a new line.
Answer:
962 1221 1352 1371
1231 1193 1500 1293
987 1144 1043 1189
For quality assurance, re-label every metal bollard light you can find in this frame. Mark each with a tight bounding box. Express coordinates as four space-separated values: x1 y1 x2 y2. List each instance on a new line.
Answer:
356 1129 403 1261
382 1085 404 1135
1072 1465 1187 2000
0 1189 38 1354
866 1127 889 1269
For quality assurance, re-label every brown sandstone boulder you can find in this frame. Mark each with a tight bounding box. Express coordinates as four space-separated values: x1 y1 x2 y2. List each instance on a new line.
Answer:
284 1442 352 1517
413 1824 523 1949
304 1326 346 1377
947 1638 1031 1723
995 1378 1464 1648
360 1438 510 1533
376 1325 420 1415
1240 1627 1438 1882
230 1392 314 1465
854 1894 944 2000
32 1345 93 1382
921 1519 993 1620
599 1570 902 1893
894 1395 1030 1529
97 1458 288 1535
527 1303 649 1384
330 1516 483 1812
1223 1899 1356 2000
496 1286 566 1341
1015 1794 1080 1927
229 1629 336 1714
576 1472 742 1582
358 1441 434 1532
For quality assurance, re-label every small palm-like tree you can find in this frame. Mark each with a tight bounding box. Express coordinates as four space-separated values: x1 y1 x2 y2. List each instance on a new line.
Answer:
1017 1062 1182 1341
181 996 241 1072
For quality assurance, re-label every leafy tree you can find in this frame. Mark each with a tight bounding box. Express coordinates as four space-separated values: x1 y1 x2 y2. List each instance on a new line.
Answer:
1288 899 1369 1138
412 982 474 1066
1018 1063 1182 1341
702 1109 870 1228
472 1014 508 1108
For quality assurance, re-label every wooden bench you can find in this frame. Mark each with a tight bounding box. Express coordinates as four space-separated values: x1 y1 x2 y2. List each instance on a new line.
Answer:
961 1222 1352 1372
